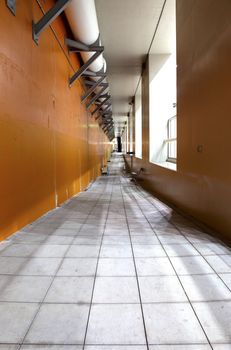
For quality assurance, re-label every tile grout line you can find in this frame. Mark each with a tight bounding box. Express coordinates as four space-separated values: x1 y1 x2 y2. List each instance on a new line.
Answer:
2 300 231 306
0 271 230 278
3 341 229 346
5 252 228 258
119 172 150 350
82 174 116 349
0 241 215 247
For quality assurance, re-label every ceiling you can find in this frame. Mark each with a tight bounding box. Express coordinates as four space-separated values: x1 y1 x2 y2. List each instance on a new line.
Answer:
95 0 175 137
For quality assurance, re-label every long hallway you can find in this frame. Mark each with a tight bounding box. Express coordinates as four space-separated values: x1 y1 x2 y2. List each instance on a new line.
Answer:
0 154 230 349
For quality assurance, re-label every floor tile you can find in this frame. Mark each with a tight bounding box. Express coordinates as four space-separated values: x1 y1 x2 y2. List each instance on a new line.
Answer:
0 257 28 274
133 245 166 258
158 234 188 244
131 236 159 245
170 256 214 275
130 228 154 236
205 255 231 273
31 245 69 258
163 244 199 257
212 345 231 350
0 275 52 302
0 244 36 257
102 236 131 245
97 258 135 276
128 220 149 227
0 244 69 258
136 258 176 276
93 277 139 303
10 233 48 243
155 228 181 235
81 223 105 229
105 224 128 229
219 273 231 289
143 303 207 344
104 228 129 236
59 222 83 230
106 220 127 226
73 236 102 245
57 258 97 276
0 257 61 276
0 302 39 343
42 236 74 245
86 220 106 226
23 258 62 276
45 276 94 303
78 229 103 236
184 233 215 244
100 245 133 258
179 274 231 301
0 241 11 253
194 243 231 256
49 229 79 237
25 304 89 344
193 301 231 343
85 304 146 345
139 276 187 302
66 245 100 258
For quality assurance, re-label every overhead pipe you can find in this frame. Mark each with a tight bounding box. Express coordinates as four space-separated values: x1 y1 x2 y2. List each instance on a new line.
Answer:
65 0 111 112
65 0 104 73
64 0 114 137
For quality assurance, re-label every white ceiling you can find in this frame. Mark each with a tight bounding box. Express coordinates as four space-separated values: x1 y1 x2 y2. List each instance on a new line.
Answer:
95 0 175 135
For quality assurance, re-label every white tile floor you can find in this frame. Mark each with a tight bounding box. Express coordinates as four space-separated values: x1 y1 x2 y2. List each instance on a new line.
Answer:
0 154 231 349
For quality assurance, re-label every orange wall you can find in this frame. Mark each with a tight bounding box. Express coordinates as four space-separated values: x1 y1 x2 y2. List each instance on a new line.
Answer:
0 0 111 240
126 0 231 242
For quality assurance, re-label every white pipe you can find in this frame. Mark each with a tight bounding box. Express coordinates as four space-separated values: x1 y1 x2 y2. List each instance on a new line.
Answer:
65 1 111 113
65 0 104 72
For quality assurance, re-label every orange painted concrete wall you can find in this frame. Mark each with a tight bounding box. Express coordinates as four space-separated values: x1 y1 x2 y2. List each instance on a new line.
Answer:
0 0 111 240
126 0 231 242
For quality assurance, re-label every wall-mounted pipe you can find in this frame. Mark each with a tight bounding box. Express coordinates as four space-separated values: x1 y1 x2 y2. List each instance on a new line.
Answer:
65 0 114 137
65 0 104 73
